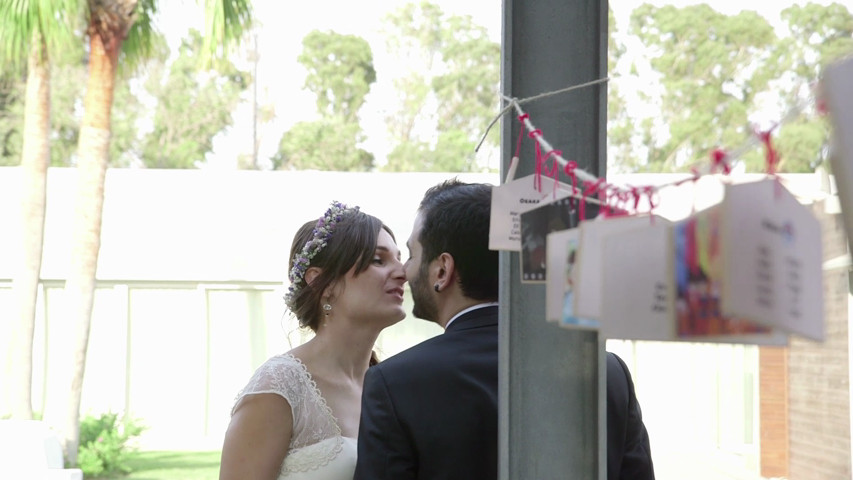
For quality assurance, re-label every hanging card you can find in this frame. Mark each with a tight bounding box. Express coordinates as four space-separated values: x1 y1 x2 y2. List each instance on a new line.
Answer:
823 56 853 253
489 174 574 251
519 197 578 283
671 206 787 345
600 218 674 340
545 227 578 321
720 179 824 341
573 215 657 321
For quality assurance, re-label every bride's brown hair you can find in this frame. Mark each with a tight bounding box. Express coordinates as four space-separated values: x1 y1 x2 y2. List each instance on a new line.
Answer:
287 210 394 365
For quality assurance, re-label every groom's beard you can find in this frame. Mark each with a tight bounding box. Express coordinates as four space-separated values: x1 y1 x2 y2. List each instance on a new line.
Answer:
411 261 438 323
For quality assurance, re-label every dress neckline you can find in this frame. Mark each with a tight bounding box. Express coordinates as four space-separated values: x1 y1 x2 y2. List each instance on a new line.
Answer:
283 353 344 439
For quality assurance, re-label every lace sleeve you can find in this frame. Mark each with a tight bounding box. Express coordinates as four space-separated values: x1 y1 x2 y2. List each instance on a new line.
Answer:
231 354 341 453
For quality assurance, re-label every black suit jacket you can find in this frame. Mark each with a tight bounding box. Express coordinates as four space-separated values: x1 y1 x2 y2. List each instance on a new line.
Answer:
355 306 499 480
606 352 655 480
355 305 654 480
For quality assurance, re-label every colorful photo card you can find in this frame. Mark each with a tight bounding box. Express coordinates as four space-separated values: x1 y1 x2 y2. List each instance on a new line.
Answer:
545 227 598 329
671 205 787 345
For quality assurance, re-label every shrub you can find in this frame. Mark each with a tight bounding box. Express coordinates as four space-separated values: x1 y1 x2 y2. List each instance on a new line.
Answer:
77 412 145 478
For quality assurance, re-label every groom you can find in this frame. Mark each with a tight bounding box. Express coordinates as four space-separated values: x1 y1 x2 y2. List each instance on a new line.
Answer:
355 179 654 480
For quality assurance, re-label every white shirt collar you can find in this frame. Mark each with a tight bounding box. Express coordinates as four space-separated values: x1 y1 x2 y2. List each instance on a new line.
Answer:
445 302 499 329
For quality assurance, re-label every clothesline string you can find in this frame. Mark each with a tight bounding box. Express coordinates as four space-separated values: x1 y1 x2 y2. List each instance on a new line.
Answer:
483 77 812 204
474 77 611 153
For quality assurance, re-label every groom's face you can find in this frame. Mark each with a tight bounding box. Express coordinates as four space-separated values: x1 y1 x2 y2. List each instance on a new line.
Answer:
405 212 439 323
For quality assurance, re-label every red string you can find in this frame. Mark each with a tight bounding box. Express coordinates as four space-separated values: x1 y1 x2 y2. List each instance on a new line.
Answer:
563 160 579 210
756 128 780 175
530 129 544 191
710 148 731 175
541 149 563 198
630 186 642 212
643 186 658 216
675 167 701 187
579 178 605 221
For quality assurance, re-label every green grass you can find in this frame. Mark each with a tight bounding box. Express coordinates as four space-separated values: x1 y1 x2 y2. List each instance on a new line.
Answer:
99 450 221 480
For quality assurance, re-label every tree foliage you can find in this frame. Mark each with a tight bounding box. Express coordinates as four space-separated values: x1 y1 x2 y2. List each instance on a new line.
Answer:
142 30 250 168
273 30 376 171
754 2 853 173
381 1 499 172
610 2 852 175
272 116 373 171
299 30 376 122
627 4 777 172
0 72 24 166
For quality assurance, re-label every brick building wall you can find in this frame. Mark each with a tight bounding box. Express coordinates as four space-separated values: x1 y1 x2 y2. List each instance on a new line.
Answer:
787 201 851 479
760 345 789 478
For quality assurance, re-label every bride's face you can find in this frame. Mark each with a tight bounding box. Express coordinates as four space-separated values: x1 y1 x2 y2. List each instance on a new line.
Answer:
331 229 407 327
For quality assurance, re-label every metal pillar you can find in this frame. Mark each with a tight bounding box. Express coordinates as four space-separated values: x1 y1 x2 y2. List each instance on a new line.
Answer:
499 0 608 478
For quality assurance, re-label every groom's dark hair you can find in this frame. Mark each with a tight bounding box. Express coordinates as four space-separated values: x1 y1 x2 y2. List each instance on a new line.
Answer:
418 179 498 301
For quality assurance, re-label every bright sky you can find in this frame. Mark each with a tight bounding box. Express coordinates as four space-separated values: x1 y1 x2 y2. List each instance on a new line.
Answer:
157 0 851 169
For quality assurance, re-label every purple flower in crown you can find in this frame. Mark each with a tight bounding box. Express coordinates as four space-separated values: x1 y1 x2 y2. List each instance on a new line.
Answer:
285 201 360 311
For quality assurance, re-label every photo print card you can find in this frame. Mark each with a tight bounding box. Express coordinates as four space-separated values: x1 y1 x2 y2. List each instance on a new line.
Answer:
519 196 578 283
671 205 787 345
720 179 824 341
573 215 658 321
600 218 674 341
489 173 575 252
545 227 581 323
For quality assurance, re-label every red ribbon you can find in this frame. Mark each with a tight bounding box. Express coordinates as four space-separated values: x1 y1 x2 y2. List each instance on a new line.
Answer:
710 148 731 175
756 129 780 175
579 178 605 221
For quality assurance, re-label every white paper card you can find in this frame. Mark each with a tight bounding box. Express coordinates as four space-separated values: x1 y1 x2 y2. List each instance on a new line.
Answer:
721 179 824 341
600 219 674 340
823 56 853 253
574 215 657 320
489 174 574 251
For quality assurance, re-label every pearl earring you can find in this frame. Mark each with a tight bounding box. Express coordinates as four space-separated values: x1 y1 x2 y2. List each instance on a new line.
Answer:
323 303 332 316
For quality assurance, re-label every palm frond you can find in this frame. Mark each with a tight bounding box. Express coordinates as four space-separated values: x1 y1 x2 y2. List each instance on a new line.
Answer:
0 0 84 73
200 0 254 66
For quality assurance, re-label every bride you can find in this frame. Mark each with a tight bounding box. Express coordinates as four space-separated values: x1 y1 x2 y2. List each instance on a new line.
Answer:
219 202 407 480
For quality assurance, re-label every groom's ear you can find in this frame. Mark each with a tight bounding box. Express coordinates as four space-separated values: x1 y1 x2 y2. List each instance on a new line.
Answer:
434 253 455 290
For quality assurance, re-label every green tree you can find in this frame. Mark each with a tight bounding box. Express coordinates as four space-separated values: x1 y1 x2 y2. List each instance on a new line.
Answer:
142 30 250 168
300 30 376 122
274 30 376 171
40 0 253 463
747 2 853 173
0 0 81 421
0 72 24 166
606 7 638 173
272 116 373 170
381 1 499 172
627 4 777 172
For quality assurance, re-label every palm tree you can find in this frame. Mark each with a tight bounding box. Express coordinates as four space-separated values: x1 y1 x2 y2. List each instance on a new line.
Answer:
40 0 253 463
0 0 81 421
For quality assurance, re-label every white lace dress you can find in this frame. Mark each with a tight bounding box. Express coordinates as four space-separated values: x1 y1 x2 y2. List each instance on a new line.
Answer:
232 353 357 480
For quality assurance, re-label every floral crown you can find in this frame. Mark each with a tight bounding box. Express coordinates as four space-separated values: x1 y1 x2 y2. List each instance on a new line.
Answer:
285 201 360 310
